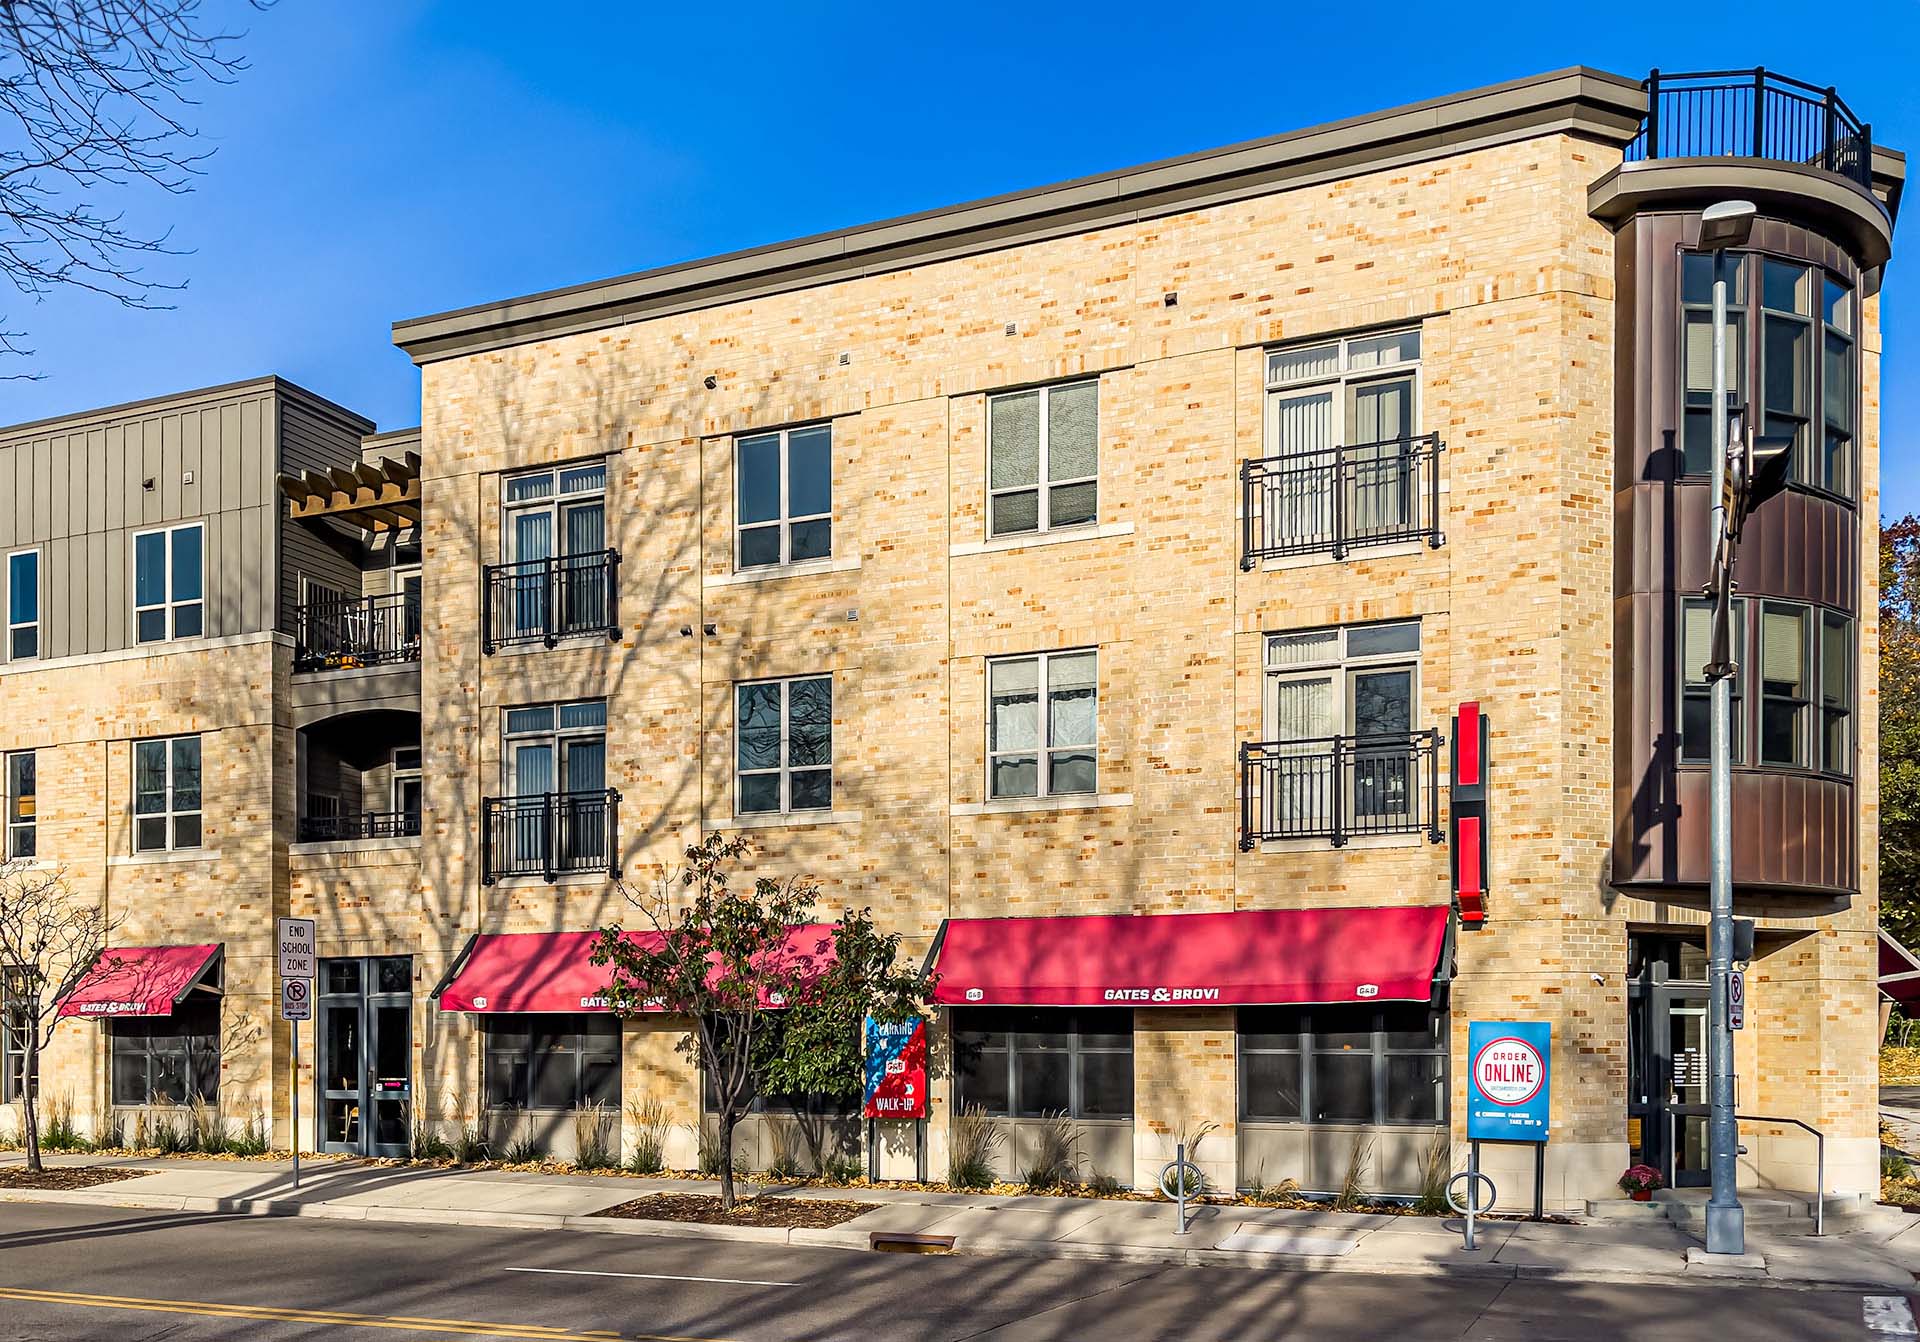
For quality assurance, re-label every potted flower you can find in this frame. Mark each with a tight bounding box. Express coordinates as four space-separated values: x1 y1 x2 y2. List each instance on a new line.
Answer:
1618 1164 1665 1201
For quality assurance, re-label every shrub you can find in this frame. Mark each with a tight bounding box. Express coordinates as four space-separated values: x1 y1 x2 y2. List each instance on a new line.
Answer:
947 1103 1001 1190
1413 1130 1453 1215
146 1104 191 1155
500 1133 544 1166
1617 1163 1666 1195
94 1114 126 1152
573 1102 617 1172
1169 1118 1220 1196
188 1098 226 1154
1332 1135 1373 1212
1022 1111 1080 1191
40 1094 89 1152
451 1121 492 1165
1887 1152 1914 1181
765 1124 801 1181
226 1111 269 1157
413 1122 454 1162
1086 1172 1125 1196
823 1155 864 1185
1245 1175 1301 1204
624 1097 670 1175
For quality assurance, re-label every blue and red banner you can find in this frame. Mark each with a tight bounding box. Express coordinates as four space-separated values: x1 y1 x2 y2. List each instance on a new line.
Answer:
863 1015 928 1119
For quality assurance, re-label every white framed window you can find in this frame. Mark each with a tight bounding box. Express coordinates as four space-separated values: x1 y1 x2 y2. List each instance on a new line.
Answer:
133 523 203 644
735 675 833 814
988 650 1097 799
502 700 606 799
1262 622 1421 830
6 548 38 660
736 424 832 569
987 380 1098 538
1263 330 1422 546
4 751 34 860
392 746 422 819
133 735 201 852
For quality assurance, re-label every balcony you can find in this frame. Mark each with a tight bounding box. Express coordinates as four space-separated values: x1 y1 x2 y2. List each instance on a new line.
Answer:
481 789 621 884
1624 68 1872 193
1240 435 1443 567
482 550 620 653
294 591 421 672
1240 731 1444 849
297 810 421 844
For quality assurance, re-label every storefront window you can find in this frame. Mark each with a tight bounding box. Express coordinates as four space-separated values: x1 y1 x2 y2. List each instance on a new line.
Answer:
1238 1002 1447 1126
482 1014 619 1111
109 1000 219 1105
952 1009 1133 1119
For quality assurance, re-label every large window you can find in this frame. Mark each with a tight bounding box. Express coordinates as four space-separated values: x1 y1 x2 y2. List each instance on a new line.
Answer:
1239 1002 1447 1126
133 523 203 644
133 736 200 853
1680 598 1745 764
501 460 608 641
736 424 831 569
1759 602 1812 768
987 380 1098 538
953 1009 1133 1119
1680 252 1855 496
1262 621 1420 827
4 751 33 860
109 1000 219 1105
503 700 606 798
735 675 831 815
6 548 38 660
1 967 28 1103
1264 330 1422 546
1679 597 1852 776
988 650 1096 800
482 1014 620 1111
1821 610 1853 774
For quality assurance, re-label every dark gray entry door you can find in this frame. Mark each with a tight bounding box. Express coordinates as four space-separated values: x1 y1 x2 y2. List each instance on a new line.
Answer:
316 956 413 1158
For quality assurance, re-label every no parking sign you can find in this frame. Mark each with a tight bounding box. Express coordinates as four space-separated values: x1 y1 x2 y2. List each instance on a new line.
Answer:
1466 1021 1550 1142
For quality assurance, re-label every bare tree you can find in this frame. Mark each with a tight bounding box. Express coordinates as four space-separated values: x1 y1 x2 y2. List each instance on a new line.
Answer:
0 859 115 1171
0 0 272 372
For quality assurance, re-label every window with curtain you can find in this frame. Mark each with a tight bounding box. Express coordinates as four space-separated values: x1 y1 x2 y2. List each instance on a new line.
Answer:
6 549 38 660
501 700 607 870
133 736 200 852
109 1000 220 1105
1680 598 1745 764
987 650 1096 799
502 461 608 636
482 1014 620 1111
4 751 33 860
1264 330 1421 545
1759 602 1811 768
987 380 1098 538
1239 1001 1447 1126
1821 611 1852 774
1262 622 1420 826
736 424 832 568
952 1009 1132 1119
735 675 832 815
132 523 203 644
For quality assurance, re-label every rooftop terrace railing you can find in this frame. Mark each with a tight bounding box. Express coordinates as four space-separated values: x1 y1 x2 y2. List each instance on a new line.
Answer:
1623 68 1873 194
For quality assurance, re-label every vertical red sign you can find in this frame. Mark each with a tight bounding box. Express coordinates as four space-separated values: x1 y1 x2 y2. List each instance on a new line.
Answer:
1451 702 1491 927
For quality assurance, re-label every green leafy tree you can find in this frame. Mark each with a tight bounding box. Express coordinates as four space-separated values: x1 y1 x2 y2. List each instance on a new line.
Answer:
592 835 933 1209
1884 516 1920 947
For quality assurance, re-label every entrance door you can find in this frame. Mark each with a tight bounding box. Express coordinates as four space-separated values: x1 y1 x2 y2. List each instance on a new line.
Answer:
316 956 413 1158
1627 935 1712 1188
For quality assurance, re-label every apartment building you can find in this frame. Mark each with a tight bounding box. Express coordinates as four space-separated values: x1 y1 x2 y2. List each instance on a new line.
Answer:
0 65 1901 1209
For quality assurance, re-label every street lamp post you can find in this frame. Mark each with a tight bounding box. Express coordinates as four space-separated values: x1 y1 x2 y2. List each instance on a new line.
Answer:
1700 198 1756 1257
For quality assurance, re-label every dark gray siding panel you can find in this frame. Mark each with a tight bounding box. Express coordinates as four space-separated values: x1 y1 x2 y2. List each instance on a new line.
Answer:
276 398 371 633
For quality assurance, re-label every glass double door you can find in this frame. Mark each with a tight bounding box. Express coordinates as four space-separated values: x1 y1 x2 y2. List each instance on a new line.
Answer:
507 498 605 638
1629 968 1711 1188
317 956 412 1159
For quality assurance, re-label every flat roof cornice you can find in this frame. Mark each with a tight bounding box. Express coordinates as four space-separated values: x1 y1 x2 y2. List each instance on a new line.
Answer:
0 374 374 443
393 66 1648 365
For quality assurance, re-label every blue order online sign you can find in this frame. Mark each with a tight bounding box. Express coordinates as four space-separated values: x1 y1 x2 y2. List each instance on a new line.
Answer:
1466 1021 1550 1142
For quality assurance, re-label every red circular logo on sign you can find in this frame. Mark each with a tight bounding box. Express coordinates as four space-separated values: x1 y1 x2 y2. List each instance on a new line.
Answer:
1472 1036 1545 1107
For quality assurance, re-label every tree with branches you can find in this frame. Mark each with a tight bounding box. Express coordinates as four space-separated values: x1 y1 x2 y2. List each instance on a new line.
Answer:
592 835 933 1210
0 859 115 1171
1883 514 1920 949
0 0 272 371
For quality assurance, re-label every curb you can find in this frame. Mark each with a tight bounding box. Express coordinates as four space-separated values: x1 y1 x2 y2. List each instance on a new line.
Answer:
2 1188 1910 1291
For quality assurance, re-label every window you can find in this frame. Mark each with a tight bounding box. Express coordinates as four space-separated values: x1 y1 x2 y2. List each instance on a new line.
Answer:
503 700 606 797
5 751 34 860
1680 598 1745 764
953 1009 1133 1119
735 675 831 815
497 700 607 874
736 424 831 568
987 380 1098 538
6 549 37 660
482 1014 620 1111
109 1000 219 1105
133 736 201 852
1263 621 1420 825
1679 252 1855 496
501 461 608 640
1759 602 1811 768
988 650 1096 799
1264 330 1422 545
1239 1002 1447 1126
700 1016 853 1115
1 967 29 1103
1821 610 1852 774
391 747 422 820
133 523 203 644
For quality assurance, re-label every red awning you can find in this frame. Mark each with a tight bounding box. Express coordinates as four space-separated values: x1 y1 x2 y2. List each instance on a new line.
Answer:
930 906 1450 1007
57 944 222 1018
435 925 837 1014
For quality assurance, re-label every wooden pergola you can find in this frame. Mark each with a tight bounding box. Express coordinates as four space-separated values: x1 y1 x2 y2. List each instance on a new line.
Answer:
278 451 420 532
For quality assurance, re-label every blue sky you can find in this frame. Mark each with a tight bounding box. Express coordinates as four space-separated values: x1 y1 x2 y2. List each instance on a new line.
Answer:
4 1 1918 510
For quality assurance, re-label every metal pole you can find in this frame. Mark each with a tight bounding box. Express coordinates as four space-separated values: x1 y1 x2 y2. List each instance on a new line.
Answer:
291 1014 300 1192
1465 1141 1479 1251
1532 1143 1544 1222
1705 244 1745 1256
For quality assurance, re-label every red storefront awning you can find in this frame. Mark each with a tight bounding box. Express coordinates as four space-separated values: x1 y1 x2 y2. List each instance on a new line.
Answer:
930 906 1450 1007
57 944 222 1018
435 925 837 1014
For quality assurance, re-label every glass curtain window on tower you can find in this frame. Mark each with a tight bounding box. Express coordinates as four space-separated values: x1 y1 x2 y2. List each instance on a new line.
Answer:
735 675 832 815
133 523 202 644
502 461 607 638
987 380 1098 538
736 424 832 568
1264 330 1421 546
988 651 1097 799
133 736 200 852
1679 597 1852 774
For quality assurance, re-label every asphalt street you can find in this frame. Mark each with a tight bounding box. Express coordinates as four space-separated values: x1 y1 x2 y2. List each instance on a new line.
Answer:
0 1201 1907 1340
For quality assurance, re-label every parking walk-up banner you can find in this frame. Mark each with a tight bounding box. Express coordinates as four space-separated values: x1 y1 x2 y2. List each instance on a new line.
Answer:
862 1015 928 1120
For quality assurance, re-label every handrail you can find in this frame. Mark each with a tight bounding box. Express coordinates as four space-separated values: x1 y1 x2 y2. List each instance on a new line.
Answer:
1241 433 1444 566
1240 729 1445 848
481 548 621 653
1625 67 1874 196
1737 1112 1826 1236
293 590 421 672
480 787 621 884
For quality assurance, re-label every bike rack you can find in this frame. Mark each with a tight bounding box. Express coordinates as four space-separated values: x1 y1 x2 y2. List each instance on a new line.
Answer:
1446 1145 1497 1251
1160 1142 1203 1236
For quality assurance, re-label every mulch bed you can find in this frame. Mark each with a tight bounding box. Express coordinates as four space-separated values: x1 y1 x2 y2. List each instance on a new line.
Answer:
0 1166 151 1191
592 1192 871 1229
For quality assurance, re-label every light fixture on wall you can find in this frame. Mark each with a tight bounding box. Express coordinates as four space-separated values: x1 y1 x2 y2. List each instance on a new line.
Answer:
703 375 718 390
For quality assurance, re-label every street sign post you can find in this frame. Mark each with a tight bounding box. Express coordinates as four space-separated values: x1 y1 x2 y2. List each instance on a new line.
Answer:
277 918 315 1190
1729 971 1745 1031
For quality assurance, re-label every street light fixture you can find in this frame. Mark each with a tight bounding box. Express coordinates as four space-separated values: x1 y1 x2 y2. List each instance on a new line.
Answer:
1700 198 1754 1258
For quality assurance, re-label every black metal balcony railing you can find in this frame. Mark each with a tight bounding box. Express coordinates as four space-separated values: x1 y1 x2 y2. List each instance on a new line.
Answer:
294 591 421 672
481 788 621 884
1241 435 1444 567
1240 731 1444 849
296 810 423 844
482 550 620 654
1624 68 1873 194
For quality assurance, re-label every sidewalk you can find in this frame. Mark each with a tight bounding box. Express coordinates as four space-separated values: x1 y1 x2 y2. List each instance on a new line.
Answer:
3 1151 1918 1290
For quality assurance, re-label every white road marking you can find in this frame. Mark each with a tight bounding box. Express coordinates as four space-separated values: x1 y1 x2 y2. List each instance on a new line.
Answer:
505 1266 796 1289
1864 1295 1919 1337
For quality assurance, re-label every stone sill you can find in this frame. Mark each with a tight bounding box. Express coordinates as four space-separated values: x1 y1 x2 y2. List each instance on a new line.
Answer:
704 554 862 588
952 793 1132 817
488 870 617 889
109 849 222 868
950 521 1133 558
1252 540 1437 573
708 810 863 831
